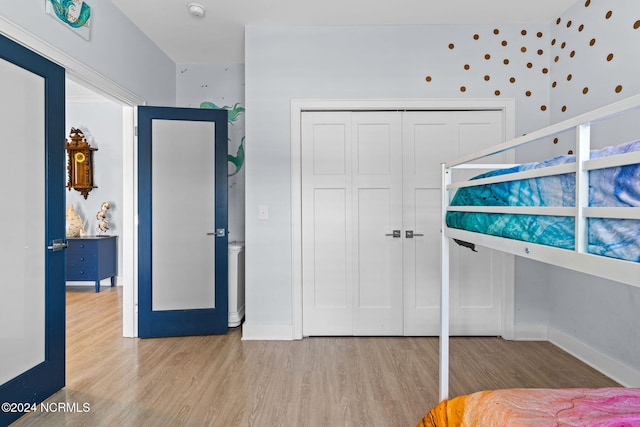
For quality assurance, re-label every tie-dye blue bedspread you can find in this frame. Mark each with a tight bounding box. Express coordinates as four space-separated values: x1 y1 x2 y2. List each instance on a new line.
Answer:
446 140 640 262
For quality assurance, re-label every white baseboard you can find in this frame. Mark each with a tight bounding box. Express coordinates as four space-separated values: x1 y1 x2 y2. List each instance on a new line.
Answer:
548 327 640 387
241 323 294 340
512 323 549 341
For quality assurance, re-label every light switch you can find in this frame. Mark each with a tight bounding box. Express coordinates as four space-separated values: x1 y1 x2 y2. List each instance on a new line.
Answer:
258 205 269 220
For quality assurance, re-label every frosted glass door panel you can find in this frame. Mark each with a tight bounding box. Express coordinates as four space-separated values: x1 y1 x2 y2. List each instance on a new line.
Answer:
0 58 45 384
151 120 216 311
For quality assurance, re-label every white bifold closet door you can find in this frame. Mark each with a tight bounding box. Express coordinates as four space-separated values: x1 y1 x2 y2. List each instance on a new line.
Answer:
302 110 508 336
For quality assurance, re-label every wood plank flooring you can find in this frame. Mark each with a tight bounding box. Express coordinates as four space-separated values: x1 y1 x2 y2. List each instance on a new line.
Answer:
13 286 619 426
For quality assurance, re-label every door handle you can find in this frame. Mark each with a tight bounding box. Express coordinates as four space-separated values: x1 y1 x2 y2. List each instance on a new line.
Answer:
207 229 226 237
405 230 424 239
385 230 401 238
47 239 68 251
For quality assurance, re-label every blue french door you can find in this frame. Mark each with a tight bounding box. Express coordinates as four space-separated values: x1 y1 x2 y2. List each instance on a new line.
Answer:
138 106 229 338
0 34 66 425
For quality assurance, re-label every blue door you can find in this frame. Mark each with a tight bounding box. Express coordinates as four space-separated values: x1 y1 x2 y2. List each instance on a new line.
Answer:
138 107 229 337
0 34 66 426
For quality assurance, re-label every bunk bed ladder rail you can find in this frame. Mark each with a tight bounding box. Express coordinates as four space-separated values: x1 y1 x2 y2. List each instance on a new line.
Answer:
440 162 451 402
575 123 591 254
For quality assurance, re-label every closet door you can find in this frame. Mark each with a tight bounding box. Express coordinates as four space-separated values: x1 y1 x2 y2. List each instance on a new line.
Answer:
352 112 403 335
302 112 403 336
402 111 507 336
301 112 353 335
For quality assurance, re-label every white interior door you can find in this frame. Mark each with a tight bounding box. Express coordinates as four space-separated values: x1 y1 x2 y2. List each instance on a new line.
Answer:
403 111 508 335
302 109 509 336
352 112 403 335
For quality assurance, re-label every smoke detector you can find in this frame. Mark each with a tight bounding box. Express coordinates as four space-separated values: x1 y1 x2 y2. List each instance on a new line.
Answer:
187 2 206 17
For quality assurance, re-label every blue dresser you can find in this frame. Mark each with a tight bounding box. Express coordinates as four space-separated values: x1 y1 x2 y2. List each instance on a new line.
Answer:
66 236 117 292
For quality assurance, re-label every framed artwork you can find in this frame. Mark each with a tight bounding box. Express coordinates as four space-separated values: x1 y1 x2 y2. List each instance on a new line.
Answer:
45 0 92 40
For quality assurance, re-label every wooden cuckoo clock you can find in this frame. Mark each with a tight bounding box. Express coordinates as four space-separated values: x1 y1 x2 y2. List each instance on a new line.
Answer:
66 128 97 199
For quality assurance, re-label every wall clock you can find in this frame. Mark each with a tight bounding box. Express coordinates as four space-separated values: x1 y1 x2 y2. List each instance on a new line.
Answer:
66 127 97 199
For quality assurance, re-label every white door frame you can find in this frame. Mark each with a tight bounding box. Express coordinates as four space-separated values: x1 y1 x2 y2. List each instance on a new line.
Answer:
0 17 145 337
291 98 516 340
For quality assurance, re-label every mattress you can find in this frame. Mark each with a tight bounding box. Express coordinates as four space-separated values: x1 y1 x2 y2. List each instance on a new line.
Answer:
418 388 640 427
445 140 640 262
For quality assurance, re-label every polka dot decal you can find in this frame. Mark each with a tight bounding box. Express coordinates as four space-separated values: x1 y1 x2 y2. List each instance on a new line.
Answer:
549 0 639 114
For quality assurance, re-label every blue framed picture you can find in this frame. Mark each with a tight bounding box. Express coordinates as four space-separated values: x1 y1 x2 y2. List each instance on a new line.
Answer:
45 0 92 40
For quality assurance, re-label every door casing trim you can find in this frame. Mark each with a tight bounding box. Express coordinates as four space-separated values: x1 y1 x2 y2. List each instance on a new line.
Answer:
290 98 516 340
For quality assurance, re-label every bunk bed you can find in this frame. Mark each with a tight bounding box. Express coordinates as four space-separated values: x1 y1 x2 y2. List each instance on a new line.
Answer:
426 95 640 426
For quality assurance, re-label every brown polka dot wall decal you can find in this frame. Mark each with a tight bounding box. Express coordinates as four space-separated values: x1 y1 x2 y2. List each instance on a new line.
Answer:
484 75 491 81
460 86 467 92
527 62 533 68
607 53 614 61
606 11 612 19
526 90 532 96
541 105 547 111
556 18 561 25
554 56 560 62
567 21 572 28
474 34 480 40
579 24 585 32
553 138 559 144
521 46 527 52
585 0 590 6
615 85 623 93
561 42 566 49
562 106 567 112
552 81 557 88
583 87 589 94
570 51 576 57
464 64 470 70
510 77 516 83
567 74 573 81
495 90 501 96
537 32 543 38
521 29 527 36
542 68 549 74
635 21 640 30
485 54 491 60
425 76 432 82
568 150 574 155
503 59 509 65
537 49 544 55
551 39 556 45
590 38 596 46
494 28 500 35
449 43 455 49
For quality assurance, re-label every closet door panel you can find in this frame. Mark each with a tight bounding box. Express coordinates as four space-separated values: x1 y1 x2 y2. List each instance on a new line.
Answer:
302 112 353 335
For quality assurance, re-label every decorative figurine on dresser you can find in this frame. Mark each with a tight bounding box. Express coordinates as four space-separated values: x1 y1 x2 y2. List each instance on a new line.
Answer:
65 200 117 292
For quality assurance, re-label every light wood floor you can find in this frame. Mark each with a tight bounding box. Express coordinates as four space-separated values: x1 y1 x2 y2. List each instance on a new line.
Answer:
13 286 619 426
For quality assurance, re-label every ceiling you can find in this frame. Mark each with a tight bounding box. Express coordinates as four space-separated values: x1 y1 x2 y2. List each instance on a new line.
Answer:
109 0 579 64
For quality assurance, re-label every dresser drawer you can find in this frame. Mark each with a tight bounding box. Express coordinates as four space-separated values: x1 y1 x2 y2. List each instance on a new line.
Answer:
66 239 98 254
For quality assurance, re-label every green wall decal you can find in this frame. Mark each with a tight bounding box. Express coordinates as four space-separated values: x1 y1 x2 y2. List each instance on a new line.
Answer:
200 101 245 176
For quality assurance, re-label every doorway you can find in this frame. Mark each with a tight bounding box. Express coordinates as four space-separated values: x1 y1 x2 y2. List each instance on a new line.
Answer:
291 99 517 339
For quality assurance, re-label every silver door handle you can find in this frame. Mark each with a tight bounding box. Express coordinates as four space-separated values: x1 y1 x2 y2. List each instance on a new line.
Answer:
405 230 424 239
207 229 226 237
47 239 68 251
385 230 401 238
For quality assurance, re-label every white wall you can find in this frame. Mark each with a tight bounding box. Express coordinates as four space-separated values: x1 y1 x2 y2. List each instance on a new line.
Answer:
176 64 246 242
244 24 555 331
546 0 640 378
0 0 175 105
66 98 124 286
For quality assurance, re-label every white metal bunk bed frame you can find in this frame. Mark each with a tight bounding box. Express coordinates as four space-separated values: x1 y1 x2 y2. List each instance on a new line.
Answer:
439 94 640 401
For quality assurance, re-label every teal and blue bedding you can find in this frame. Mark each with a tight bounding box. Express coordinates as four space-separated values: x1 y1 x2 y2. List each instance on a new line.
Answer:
446 140 640 262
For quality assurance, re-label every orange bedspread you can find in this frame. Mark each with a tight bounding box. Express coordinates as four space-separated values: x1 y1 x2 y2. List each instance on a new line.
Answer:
418 388 640 426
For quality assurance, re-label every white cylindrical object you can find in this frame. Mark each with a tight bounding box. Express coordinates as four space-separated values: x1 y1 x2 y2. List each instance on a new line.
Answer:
228 242 245 327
